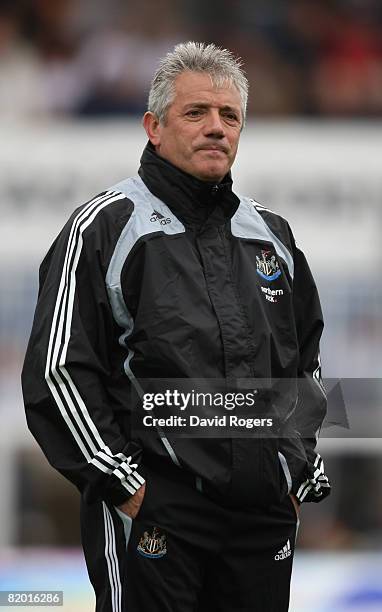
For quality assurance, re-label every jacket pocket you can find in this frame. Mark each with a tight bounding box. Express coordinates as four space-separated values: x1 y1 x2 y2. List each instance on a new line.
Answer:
114 507 133 549
278 451 293 495
278 433 309 495
258 436 284 506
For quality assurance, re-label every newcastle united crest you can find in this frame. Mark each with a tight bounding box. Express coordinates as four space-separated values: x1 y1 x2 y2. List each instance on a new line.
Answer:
137 527 167 559
256 250 281 281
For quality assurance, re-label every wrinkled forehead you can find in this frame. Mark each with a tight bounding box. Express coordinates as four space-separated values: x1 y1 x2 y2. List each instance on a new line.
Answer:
172 71 242 106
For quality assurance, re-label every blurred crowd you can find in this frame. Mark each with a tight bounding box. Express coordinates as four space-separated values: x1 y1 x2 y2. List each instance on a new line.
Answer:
1 0 382 120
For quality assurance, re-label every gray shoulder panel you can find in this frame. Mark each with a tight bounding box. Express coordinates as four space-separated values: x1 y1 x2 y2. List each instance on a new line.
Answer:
111 175 185 234
231 196 294 279
107 175 185 294
105 175 185 394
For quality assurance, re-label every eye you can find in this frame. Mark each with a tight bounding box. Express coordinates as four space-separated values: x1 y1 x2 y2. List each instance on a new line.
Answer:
223 111 239 122
185 109 204 118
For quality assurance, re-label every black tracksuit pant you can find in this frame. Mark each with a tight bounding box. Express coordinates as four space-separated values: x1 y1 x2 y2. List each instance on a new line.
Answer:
81 465 299 612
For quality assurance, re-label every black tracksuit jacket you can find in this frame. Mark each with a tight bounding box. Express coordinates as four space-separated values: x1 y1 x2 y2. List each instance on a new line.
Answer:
22 143 330 510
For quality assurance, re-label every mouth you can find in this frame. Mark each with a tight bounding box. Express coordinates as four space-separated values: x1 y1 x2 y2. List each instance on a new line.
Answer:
197 145 228 155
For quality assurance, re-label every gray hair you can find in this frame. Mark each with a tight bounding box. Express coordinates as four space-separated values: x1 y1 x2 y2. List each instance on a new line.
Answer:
148 41 249 125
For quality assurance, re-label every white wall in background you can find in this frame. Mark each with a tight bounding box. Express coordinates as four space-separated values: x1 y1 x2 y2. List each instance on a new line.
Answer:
1 120 381 273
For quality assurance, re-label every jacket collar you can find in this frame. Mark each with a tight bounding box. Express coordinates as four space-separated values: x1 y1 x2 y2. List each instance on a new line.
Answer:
138 142 240 228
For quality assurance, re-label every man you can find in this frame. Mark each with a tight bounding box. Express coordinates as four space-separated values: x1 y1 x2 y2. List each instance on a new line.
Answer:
22 42 330 611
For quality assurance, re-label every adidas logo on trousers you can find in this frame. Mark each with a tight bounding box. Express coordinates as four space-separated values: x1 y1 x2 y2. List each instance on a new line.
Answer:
274 539 292 561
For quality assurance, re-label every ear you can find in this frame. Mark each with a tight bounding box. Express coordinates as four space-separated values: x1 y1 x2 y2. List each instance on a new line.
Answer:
142 112 162 147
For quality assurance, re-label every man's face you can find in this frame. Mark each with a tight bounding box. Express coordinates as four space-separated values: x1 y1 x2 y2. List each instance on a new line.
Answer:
144 71 243 182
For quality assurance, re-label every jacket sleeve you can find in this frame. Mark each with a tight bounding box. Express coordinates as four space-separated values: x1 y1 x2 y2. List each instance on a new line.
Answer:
21 192 145 506
290 240 331 504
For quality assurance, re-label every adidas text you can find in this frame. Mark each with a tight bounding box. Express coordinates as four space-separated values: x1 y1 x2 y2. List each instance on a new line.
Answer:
150 211 171 225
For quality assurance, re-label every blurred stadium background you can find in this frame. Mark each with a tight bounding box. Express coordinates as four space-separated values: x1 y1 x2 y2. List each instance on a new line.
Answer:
0 1 382 610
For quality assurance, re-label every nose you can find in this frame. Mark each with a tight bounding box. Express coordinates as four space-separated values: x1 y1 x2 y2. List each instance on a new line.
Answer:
203 109 225 137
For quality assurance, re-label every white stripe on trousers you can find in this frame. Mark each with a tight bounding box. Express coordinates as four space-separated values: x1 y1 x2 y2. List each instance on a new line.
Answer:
103 503 122 612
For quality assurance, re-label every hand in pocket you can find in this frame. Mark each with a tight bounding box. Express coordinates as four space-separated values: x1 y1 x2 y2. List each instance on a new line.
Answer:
117 483 146 519
289 493 300 519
